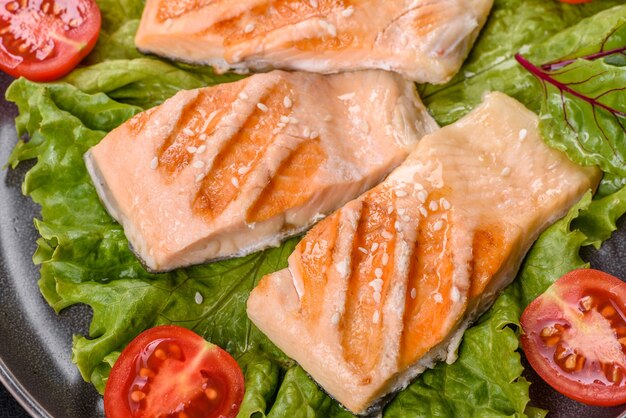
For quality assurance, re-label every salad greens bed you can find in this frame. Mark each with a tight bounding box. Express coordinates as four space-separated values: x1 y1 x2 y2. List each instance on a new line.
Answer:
4 1 626 416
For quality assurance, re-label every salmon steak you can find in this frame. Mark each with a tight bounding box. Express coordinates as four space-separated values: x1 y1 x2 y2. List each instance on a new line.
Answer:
84 70 437 272
247 92 600 414
135 0 493 84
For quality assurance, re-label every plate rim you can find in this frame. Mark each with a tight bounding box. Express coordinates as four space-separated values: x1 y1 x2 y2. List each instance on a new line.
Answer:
0 357 53 418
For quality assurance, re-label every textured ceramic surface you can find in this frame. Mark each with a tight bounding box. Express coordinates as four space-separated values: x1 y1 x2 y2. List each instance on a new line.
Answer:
0 71 625 417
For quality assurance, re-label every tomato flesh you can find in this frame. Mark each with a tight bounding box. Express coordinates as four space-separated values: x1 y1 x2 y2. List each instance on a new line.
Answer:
0 0 101 81
105 326 245 418
521 269 626 407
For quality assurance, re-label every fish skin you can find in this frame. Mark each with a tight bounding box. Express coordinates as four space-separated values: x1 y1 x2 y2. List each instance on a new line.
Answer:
135 0 494 84
247 92 600 415
84 70 437 272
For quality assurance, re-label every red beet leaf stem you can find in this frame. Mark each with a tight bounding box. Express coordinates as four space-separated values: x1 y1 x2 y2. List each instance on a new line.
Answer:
515 53 626 119
540 46 626 71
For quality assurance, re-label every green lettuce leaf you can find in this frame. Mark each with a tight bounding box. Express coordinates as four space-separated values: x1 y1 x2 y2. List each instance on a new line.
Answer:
64 58 243 108
5 0 626 417
536 48 626 181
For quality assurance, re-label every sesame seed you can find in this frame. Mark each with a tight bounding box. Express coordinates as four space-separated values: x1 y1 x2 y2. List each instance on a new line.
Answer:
410 288 417 299
451 286 460 302
289 117 299 124
429 201 439 211
371 243 379 252
372 291 381 304
150 157 158 170
231 177 239 187
197 145 206 154
238 92 249 100
238 166 250 175
369 278 383 292
327 23 337 37
338 92 355 101
310 131 319 139
193 160 205 169
375 268 383 278
331 312 340 325
336 259 348 276
397 208 406 215
501 167 511 176
519 129 528 140
283 97 293 108
382 253 389 266
433 293 443 304
165 18 173 28
194 292 203 304
358 247 368 254
187 146 198 154
387 206 394 215
199 133 208 141
320 20 337 37
257 103 268 112
342 6 354 17
244 23 255 33
309 0 318 8
441 198 451 210
419 207 428 217
382 231 393 240
183 128 194 136
402 215 410 222
303 127 311 137
433 220 444 231
280 115 290 123
394 221 401 231
395 190 407 198
417 190 428 203
195 173 205 183
372 311 380 324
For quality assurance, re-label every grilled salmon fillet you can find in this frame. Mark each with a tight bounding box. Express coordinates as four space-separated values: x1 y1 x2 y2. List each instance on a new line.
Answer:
135 0 493 84
247 92 600 415
84 70 437 272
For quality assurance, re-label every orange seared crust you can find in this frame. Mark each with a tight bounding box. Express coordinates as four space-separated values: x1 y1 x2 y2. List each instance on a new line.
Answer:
340 186 397 375
247 139 327 224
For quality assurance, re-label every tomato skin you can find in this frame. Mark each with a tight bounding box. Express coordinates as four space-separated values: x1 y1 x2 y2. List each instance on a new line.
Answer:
520 269 626 407
0 0 101 81
104 325 245 418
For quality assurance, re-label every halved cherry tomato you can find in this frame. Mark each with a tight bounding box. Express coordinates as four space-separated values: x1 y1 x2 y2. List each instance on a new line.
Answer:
520 269 626 407
104 325 245 418
0 0 101 81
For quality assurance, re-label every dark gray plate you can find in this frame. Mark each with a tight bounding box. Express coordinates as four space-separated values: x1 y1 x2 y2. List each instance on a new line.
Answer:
0 71 625 418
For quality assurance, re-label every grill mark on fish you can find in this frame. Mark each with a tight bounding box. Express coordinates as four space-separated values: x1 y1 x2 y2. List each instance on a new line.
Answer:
341 187 397 374
399 202 460 368
295 211 341 322
247 138 327 224
192 83 290 220
157 88 233 177
469 225 510 299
